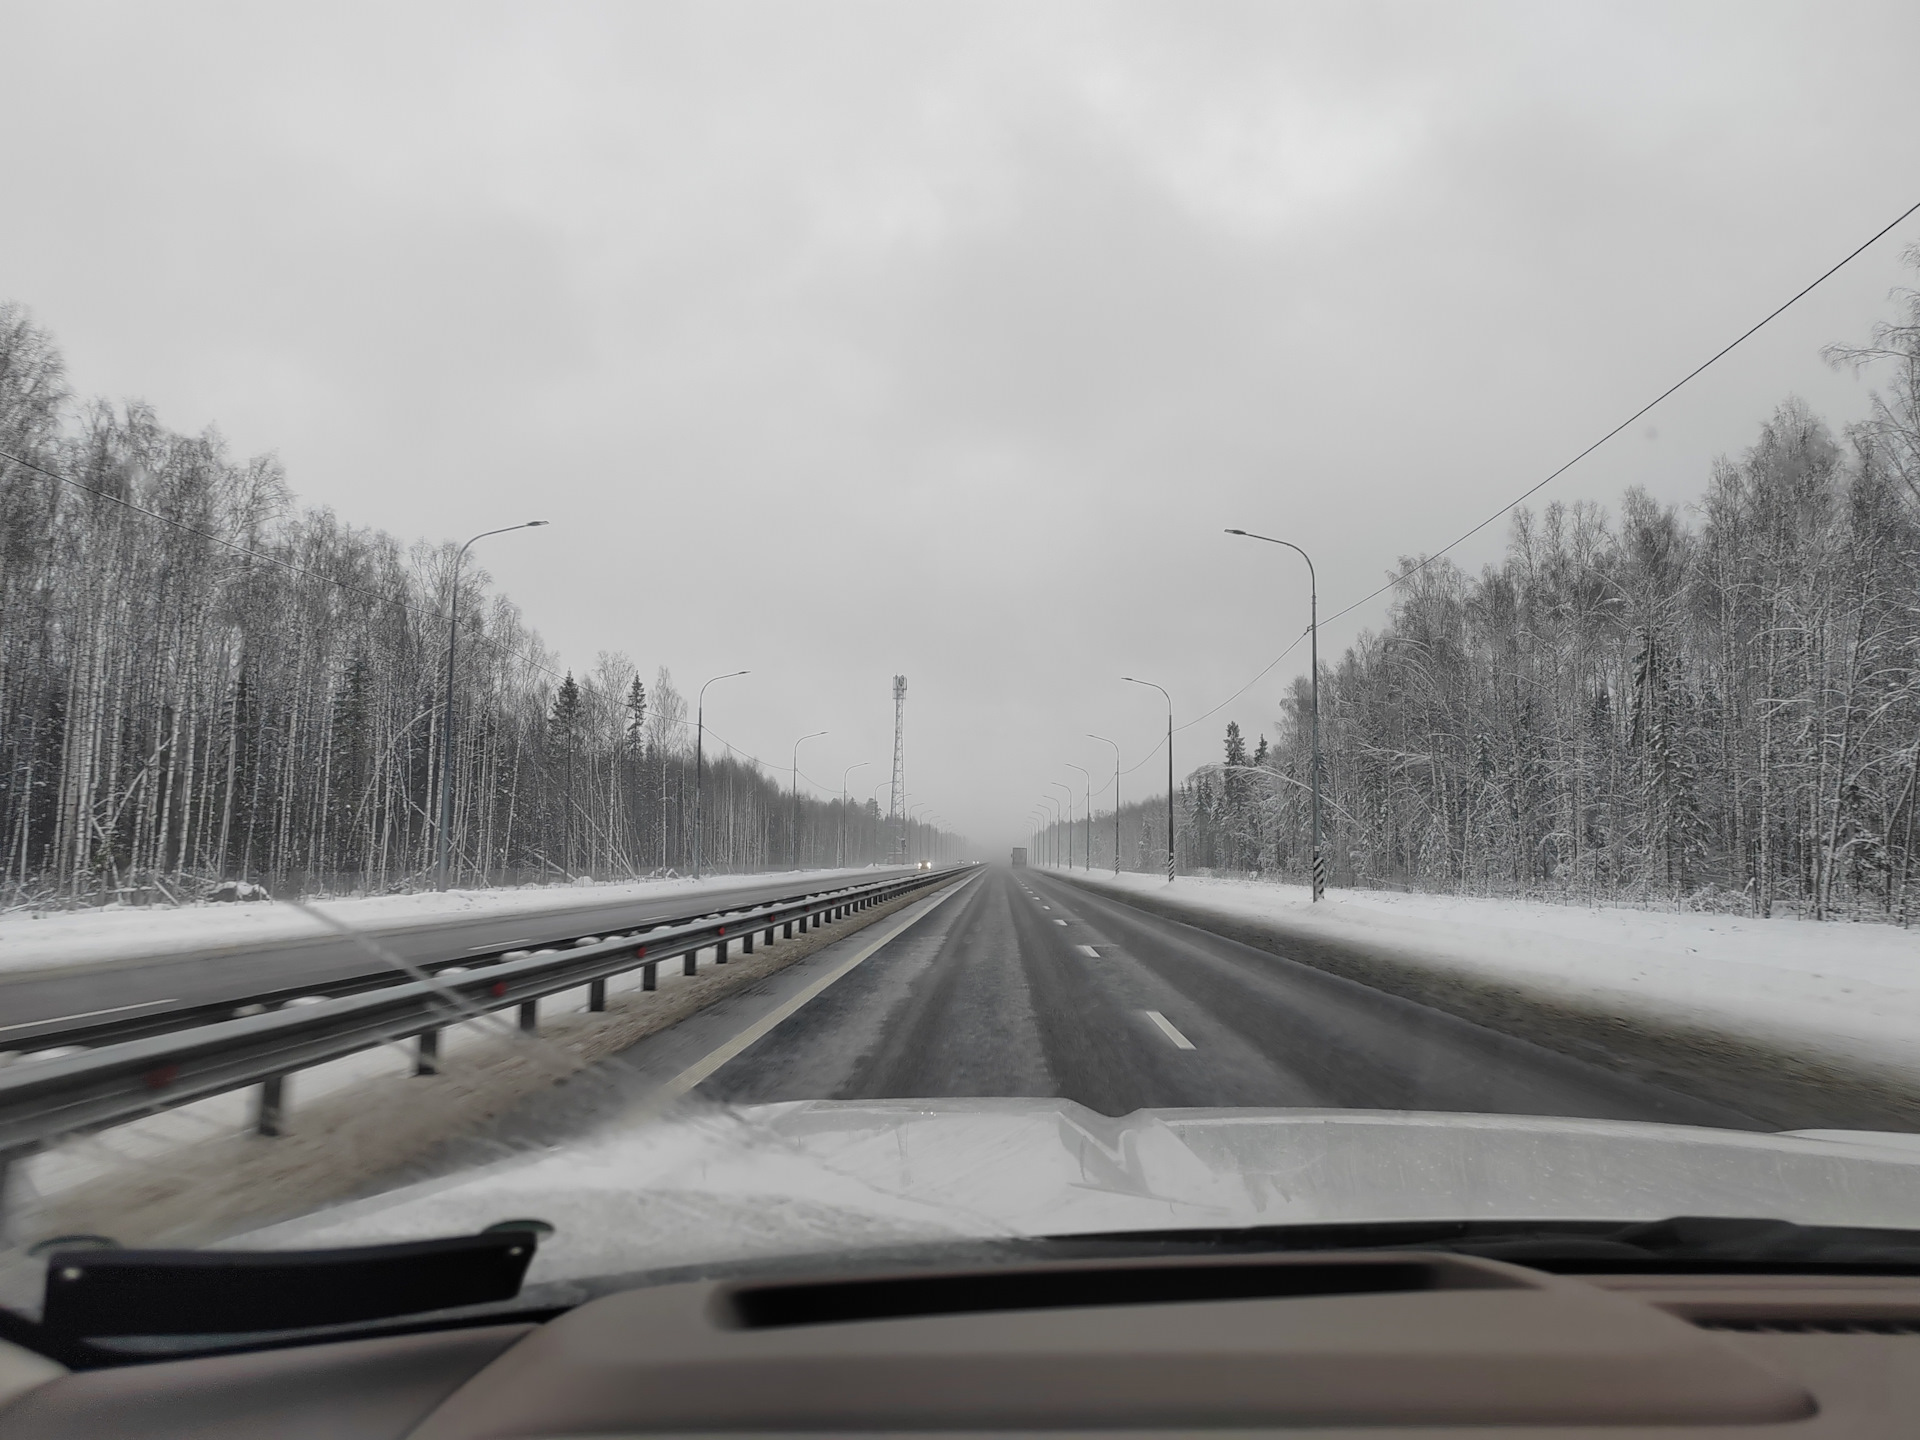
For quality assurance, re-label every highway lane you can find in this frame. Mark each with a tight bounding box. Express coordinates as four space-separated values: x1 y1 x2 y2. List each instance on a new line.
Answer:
678 865 1764 1126
0 870 915 1042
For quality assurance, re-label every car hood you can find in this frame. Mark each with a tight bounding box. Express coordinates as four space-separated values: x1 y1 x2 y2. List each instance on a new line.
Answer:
245 1100 1920 1285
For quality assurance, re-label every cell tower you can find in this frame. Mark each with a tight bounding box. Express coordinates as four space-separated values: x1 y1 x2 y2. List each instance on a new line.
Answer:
889 675 907 862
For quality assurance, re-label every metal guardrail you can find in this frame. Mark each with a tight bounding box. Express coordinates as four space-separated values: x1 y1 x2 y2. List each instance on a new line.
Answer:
1 870 941 1054
0 865 970 1167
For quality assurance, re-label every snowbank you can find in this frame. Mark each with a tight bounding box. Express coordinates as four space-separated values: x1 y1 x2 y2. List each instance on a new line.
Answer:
1058 870 1920 1079
0 868 884 977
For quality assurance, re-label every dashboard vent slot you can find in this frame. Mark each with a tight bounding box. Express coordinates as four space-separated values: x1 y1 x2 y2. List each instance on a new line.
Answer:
1695 1316 1920 1335
726 1259 1514 1329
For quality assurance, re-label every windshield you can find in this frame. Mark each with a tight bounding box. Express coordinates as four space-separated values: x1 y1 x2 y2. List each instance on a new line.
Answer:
5 1 1920 1323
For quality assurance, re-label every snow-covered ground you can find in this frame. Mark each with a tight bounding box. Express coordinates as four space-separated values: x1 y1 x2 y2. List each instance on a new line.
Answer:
1057 869 1920 1079
0 868 883 976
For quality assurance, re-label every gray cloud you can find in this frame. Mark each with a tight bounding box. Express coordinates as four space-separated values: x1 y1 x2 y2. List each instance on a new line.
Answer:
4 0 1918 841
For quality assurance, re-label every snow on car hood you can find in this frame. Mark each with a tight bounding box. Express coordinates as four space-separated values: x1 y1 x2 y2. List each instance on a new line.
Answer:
245 1100 1920 1286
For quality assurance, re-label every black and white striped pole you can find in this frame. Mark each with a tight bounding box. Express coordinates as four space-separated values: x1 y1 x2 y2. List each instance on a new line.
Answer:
1226 529 1323 901
1123 676 1176 884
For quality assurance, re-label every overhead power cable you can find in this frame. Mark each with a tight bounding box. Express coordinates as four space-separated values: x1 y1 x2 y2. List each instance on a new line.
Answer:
1115 193 1920 778
1320 194 1920 628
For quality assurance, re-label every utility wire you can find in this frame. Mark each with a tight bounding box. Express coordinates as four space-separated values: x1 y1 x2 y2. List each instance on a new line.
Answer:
1320 195 1920 628
1114 194 1920 780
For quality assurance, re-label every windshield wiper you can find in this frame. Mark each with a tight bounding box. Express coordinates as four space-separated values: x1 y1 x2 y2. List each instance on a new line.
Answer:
30 1227 544 1357
1044 1217 1920 1273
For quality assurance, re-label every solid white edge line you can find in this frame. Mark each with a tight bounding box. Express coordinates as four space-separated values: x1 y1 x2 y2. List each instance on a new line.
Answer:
0 998 181 1034
661 873 980 1096
1144 1010 1196 1050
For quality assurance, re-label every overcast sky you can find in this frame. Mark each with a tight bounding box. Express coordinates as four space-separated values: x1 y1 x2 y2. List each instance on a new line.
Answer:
5 1 1919 848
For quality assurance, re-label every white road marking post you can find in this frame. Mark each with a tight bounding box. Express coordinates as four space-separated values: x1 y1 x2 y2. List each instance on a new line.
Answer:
1144 1010 1196 1050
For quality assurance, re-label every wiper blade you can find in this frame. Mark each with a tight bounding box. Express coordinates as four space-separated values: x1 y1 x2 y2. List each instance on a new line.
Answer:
1044 1217 1920 1273
39 1229 541 1345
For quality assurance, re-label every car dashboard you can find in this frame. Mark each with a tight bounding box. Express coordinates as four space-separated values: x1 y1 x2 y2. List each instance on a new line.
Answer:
4 1248 1920 1436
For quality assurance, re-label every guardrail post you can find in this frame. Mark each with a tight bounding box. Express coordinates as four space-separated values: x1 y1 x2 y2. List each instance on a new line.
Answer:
764 924 775 944
519 1001 537 1033
589 978 607 1012
0 1146 33 1227
255 1075 287 1137
716 936 728 964
741 931 753 955
643 962 657 991
683 952 697 976
783 920 794 939
415 1028 440 1076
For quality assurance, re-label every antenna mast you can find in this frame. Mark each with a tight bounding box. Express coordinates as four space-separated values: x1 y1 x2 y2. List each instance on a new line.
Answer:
889 675 907 863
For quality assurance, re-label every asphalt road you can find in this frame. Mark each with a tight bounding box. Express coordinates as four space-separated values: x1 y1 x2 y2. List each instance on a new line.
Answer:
660 865 1763 1126
0 870 911 1044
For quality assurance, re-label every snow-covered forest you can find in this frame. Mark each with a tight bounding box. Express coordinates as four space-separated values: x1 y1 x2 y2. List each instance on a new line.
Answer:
0 304 906 903
1056 250 1920 921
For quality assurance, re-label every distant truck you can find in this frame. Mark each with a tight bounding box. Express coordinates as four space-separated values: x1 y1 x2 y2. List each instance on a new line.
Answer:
1011 847 1027 867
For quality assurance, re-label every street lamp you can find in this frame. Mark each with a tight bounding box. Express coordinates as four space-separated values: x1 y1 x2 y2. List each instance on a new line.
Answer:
790 730 827 869
1122 676 1175 883
840 761 870 868
1049 782 1074 870
436 521 548 891
1088 734 1120 876
908 803 930 863
1039 795 1061 867
1065 763 1091 872
869 779 891 866
1227 528 1323 901
692 669 749 880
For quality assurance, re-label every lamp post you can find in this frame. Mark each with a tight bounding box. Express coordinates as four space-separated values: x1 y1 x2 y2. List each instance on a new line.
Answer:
436 521 548 891
1088 734 1120 875
790 730 827 869
1039 795 1061 867
869 780 891 865
692 669 749 880
1226 529 1322 901
1065 763 1091 872
1049 783 1073 869
908 803 930 863
840 761 870 868
1123 676 1175 883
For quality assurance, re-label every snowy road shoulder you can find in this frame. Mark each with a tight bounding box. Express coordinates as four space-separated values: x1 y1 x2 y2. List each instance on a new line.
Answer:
0 868 883 978
1054 870 1920 1085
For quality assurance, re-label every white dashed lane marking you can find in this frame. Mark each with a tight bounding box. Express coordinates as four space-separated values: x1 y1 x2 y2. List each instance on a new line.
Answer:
1053 919 1068 926
1144 1010 1196 1050
1076 944 1100 958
